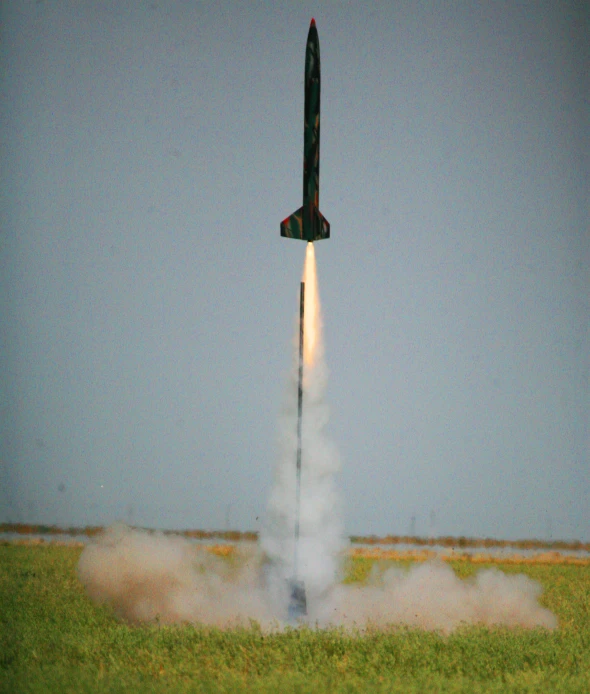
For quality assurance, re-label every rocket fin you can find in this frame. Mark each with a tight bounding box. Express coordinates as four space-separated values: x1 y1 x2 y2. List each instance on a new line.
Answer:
311 207 330 241
281 207 304 240
281 206 330 241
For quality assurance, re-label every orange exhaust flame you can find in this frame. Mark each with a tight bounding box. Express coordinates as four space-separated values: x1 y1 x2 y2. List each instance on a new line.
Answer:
302 242 321 366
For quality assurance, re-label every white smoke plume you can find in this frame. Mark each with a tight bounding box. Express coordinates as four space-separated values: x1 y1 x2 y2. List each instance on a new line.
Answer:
332 561 556 632
260 243 346 621
77 246 557 632
78 523 273 627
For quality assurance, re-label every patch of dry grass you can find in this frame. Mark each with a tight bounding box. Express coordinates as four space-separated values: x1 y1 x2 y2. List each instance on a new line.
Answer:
348 546 590 566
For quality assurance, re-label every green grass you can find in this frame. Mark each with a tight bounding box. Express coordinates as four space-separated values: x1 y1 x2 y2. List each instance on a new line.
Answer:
1 544 589 692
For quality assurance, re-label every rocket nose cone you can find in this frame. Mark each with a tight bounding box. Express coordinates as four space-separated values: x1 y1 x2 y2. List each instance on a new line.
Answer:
310 18 316 27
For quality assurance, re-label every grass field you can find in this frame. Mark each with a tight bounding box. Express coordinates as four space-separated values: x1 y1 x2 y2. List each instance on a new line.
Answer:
1 543 589 693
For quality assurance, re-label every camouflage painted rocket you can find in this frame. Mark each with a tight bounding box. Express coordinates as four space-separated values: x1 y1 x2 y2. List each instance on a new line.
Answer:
281 18 330 242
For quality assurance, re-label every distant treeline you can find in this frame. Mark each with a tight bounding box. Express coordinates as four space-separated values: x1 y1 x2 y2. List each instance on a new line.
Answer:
349 534 590 552
1 523 588 551
0 524 259 542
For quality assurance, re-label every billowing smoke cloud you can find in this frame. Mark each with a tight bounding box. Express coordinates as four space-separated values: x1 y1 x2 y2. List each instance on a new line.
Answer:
78 523 272 627
78 525 556 630
78 246 557 631
333 561 556 632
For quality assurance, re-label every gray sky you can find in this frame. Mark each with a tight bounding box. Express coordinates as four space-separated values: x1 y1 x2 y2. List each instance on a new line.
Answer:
1 1 588 540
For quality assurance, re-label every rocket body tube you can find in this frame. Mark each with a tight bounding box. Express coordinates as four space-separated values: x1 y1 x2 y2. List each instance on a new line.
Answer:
281 19 330 242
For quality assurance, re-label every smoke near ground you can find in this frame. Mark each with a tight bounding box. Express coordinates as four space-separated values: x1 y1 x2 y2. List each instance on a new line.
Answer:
78 524 272 627
78 246 557 631
334 561 556 632
78 525 556 631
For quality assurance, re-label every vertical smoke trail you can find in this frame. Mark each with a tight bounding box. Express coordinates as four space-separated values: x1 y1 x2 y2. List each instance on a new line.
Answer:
261 243 345 621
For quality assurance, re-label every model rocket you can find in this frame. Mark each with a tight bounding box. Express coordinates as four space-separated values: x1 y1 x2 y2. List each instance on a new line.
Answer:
281 18 330 242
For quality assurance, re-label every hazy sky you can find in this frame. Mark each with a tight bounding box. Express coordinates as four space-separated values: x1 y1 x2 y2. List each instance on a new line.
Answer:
1 1 588 541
